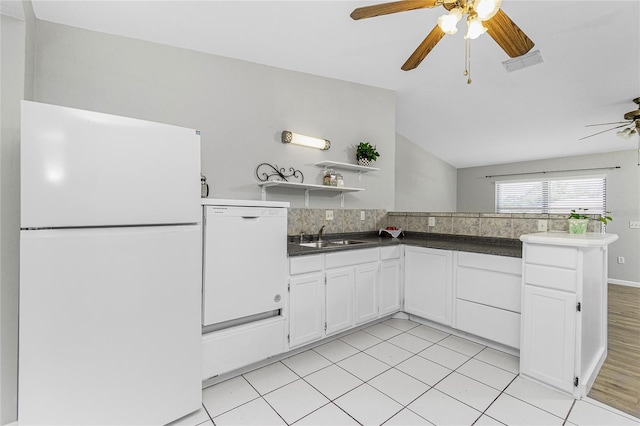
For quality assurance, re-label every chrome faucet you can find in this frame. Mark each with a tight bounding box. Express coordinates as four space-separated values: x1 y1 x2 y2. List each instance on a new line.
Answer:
318 225 326 242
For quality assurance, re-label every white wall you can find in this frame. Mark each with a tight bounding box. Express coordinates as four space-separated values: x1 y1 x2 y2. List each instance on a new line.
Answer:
457 150 640 284
0 12 27 425
33 20 396 210
395 133 457 212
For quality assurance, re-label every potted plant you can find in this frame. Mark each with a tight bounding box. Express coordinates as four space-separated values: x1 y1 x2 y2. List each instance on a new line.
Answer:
356 142 380 167
567 209 613 234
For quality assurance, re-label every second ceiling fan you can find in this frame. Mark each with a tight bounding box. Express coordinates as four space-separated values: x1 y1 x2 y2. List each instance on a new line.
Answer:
350 0 535 72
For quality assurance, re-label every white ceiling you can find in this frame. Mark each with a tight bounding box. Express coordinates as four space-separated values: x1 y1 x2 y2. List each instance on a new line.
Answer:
28 0 640 168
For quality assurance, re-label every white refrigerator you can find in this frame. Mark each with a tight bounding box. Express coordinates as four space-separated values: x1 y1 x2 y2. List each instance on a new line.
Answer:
19 101 202 425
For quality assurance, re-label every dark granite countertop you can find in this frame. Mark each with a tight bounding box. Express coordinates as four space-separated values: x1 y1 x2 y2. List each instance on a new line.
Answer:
287 231 522 258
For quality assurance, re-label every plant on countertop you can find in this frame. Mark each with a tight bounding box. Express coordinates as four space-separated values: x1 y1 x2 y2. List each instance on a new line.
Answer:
356 142 380 166
568 208 613 225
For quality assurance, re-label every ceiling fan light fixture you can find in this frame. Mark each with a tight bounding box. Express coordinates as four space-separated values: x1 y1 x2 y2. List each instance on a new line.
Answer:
437 8 463 35
617 127 637 140
474 0 502 20
465 16 487 40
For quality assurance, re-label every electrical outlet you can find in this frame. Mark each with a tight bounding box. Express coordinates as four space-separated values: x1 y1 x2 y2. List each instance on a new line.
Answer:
630 221 640 229
537 220 548 232
360 210 366 221
326 210 333 220
428 217 435 227
617 256 625 264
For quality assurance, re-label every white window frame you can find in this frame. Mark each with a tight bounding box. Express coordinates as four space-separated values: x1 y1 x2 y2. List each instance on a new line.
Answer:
495 175 607 215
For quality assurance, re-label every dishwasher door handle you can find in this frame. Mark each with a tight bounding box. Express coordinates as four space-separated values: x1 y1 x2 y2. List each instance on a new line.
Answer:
240 216 260 220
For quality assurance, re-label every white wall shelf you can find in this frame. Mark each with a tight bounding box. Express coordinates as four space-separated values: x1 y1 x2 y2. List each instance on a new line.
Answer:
315 161 379 182
258 181 364 208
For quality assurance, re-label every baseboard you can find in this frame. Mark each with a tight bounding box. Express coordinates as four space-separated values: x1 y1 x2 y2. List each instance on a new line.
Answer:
608 278 640 288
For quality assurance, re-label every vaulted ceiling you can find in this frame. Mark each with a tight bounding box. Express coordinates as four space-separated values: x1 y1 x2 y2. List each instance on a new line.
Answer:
21 1 640 167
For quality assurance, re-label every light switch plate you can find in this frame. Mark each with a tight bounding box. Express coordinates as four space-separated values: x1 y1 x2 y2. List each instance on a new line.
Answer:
630 221 640 229
537 220 548 232
326 210 334 220
428 217 435 227
360 211 365 221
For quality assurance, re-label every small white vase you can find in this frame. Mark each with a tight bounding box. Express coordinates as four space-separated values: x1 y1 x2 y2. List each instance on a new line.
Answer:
568 218 589 234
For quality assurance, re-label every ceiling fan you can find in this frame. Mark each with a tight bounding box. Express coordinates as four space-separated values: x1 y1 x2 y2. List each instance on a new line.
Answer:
350 0 535 75
580 97 640 141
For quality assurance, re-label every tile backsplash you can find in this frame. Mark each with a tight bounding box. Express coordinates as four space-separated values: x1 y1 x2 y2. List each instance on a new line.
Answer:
288 209 604 239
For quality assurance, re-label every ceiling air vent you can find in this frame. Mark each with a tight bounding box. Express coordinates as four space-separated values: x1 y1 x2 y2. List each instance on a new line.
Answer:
502 50 544 72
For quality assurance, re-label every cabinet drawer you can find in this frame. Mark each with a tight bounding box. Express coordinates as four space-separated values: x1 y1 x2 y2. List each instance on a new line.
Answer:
457 252 521 275
525 244 577 269
380 245 401 261
456 300 520 348
325 248 378 269
290 255 323 275
524 264 576 292
456 267 521 313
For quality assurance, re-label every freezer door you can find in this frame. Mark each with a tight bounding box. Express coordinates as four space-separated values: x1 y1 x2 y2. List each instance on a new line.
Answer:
21 101 200 228
19 225 202 425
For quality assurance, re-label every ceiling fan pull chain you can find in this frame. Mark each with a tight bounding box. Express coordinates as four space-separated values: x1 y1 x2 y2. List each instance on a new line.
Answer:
465 38 472 84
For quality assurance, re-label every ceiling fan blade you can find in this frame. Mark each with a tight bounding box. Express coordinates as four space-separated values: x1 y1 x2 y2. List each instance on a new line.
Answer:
579 123 631 141
483 9 535 58
350 0 439 20
401 25 445 71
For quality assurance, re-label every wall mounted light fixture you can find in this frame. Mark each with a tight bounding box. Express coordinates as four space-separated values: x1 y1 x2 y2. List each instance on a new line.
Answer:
281 131 330 150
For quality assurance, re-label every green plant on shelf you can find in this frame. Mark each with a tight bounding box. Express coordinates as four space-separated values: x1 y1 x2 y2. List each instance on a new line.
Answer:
568 209 613 225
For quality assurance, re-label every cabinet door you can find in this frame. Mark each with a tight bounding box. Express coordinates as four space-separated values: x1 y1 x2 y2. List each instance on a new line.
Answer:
354 263 379 325
326 268 354 335
379 260 402 316
289 273 324 349
520 284 576 394
404 246 452 325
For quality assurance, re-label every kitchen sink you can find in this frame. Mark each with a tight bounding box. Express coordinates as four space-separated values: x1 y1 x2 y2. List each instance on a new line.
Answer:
299 239 369 248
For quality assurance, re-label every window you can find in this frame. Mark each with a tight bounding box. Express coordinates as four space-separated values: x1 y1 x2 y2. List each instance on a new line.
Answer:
495 176 606 214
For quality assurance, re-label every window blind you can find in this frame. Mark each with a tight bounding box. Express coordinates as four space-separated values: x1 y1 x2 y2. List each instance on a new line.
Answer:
495 176 606 215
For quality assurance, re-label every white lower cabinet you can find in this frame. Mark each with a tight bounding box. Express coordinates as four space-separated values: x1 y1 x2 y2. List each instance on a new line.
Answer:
404 246 452 325
354 263 379 325
288 273 324 348
326 267 355 335
520 284 576 393
379 259 402 316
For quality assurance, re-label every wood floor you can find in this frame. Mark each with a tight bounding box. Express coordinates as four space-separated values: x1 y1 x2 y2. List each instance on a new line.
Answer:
589 284 640 418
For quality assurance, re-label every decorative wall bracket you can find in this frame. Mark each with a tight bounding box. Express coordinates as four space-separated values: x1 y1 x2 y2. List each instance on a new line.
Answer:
255 163 304 183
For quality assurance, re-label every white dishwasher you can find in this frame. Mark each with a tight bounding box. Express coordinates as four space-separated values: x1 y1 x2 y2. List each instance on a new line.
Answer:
202 201 288 328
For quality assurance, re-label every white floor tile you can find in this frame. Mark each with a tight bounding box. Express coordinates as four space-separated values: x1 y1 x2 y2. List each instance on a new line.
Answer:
304 364 363 400
363 322 404 340
212 398 285 426
263 379 330 424
504 376 574 418
408 389 482 426
396 355 452 386
383 318 421 332
364 341 414 366
383 408 435 425
387 332 434 354
243 361 298 395
567 399 640 426
485 393 564 426
166 406 211 426
406 324 450 343
437 335 485 357
202 376 260 418
337 352 390 381
340 330 383 350
474 347 520 374
313 339 359 363
282 350 332 377
474 415 506 425
368 368 430 405
456 358 517 391
334 383 403 425
434 372 501 412
294 403 359 425
418 344 471 370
